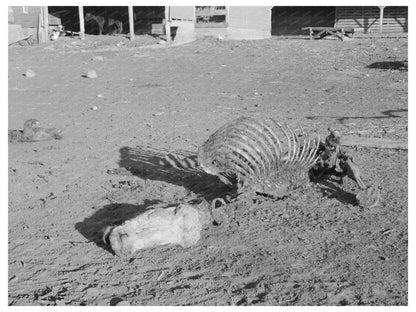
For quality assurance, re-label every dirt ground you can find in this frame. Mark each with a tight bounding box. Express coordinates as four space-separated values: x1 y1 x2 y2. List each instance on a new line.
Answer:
8 33 408 306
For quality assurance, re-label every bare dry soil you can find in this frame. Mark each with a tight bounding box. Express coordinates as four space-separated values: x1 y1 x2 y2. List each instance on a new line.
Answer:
8 34 408 306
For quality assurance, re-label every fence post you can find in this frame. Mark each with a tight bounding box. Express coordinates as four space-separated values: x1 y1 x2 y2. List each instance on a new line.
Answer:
128 6 135 41
379 6 385 33
165 6 171 43
79 6 85 40
42 6 49 42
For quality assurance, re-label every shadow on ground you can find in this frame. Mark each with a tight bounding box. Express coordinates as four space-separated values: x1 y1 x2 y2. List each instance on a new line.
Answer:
119 145 360 206
75 199 161 254
117 146 235 201
367 61 408 71
75 146 235 254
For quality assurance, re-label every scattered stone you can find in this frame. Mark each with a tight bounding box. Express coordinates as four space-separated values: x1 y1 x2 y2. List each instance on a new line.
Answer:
24 69 36 78
91 106 98 111
93 56 104 61
112 285 129 295
55 300 66 306
75 284 88 292
8 119 62 143
85 70 97 79
97 94 104 98
109 297 124 306
86 287 100 298
96 298 110 305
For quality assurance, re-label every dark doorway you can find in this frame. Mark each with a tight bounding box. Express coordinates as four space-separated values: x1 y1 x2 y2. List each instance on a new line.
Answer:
83 6 128 35
272 6 336 36
48 6 80 32
133 6 165 35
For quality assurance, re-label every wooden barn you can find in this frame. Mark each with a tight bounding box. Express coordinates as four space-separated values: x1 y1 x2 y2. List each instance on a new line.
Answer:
8 6 408 45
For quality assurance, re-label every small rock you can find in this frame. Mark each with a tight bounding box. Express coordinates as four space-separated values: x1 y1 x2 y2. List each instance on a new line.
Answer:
93 56 104 61
86 287 100 298
116 300 130 306
85 70 97 79
97 94 104 98
24 69 36 78
96 298 110 305
91 106 98 111
55 300 66 306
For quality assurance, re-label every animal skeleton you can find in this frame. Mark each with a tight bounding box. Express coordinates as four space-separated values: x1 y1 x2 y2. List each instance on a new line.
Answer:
168 116 380 208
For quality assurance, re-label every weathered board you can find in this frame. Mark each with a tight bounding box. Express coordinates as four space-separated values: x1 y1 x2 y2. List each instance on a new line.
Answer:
335 6 407 33
341 136 408 150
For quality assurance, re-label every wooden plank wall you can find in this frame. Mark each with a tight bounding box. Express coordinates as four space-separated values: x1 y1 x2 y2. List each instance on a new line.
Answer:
10 6 41 28
335 6 407 33
383 6 408 32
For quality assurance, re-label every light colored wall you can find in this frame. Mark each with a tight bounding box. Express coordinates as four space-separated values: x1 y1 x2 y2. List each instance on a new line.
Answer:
170 6 194 21
228 6 271 32
11 6 41 28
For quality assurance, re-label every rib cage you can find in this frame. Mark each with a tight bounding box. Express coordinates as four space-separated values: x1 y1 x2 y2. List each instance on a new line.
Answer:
197 116 321 194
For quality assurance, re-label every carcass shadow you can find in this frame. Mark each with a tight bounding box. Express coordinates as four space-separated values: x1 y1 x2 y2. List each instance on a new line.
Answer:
309 169 359 206
118 145 361 207
117 146 236 201
315 179 359 206
75 199 161 254
367 61 408 71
